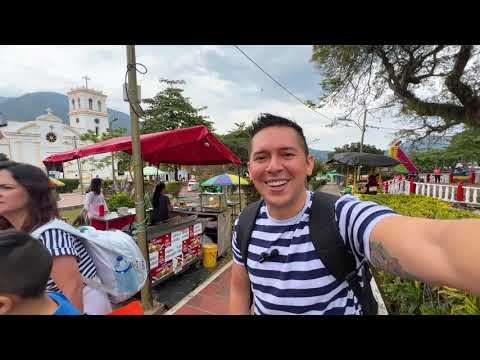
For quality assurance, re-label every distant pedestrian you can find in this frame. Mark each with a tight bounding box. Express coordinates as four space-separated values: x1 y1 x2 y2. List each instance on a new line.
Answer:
84 178 108 219
434 167 441 183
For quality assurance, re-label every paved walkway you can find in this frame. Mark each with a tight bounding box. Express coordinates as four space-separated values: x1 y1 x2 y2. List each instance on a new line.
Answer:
58 193 84 209
166 260 232 315
318 183 342 195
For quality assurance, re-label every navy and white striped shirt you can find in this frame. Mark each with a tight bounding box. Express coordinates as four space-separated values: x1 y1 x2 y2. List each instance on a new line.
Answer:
232 192 397 315
39 229 97 293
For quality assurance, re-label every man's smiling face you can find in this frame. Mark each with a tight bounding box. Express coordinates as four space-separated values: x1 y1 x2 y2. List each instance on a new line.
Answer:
248 126 314 219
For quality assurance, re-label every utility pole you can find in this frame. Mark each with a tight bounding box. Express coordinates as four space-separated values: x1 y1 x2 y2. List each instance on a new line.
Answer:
126 45 152 311
73 136 84 194
109 118 117 191
360 109 367 153
358 108 368 181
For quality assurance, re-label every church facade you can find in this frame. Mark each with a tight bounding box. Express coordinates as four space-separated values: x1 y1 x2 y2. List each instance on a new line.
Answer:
0 85 119 184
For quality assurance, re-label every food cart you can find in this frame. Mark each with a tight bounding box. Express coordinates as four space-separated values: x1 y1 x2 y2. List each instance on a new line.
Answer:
171 192 232 258
89 208 137 231
43 125 241 289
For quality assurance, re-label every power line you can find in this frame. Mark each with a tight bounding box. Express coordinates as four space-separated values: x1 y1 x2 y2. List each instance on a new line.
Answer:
232 45 333 123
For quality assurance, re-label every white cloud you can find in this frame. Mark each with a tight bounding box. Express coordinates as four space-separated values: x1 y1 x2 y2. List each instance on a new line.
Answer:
0 45 401 151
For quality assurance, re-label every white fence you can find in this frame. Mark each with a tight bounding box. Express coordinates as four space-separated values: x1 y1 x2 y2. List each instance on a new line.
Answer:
384 179 480 206
418 170 480 185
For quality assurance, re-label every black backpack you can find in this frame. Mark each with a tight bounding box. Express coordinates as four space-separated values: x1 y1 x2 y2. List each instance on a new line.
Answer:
235 191 378 315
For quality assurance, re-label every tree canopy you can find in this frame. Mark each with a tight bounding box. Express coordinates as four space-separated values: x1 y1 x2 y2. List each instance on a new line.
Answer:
311 45 480 138
331 142 384 156
409 127 480 171
217 122 251 164
141 79 214 134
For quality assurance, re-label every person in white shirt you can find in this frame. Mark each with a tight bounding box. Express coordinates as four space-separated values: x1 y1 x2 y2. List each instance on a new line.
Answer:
84 178 108 219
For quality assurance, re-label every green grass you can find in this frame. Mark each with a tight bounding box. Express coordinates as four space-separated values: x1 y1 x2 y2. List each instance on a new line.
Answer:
59 207 82 225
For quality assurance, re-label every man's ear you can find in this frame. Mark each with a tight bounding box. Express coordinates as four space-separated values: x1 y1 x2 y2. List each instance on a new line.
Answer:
0 295 14 315
306 155 315 176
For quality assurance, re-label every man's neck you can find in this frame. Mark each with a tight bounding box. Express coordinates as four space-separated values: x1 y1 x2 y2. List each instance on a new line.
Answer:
9 294 58 315
267 190 308 220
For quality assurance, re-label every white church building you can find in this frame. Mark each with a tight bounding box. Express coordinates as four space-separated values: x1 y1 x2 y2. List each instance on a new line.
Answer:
0 85 120 184
0 83 188 185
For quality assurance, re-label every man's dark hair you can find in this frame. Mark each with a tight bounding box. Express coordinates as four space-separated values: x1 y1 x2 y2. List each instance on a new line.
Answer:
249 113 309 156
0 231 52 298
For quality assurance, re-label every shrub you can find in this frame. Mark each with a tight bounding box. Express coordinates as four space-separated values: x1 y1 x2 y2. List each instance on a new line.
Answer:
359 193 480 315
358 194 479 219
106 192 135 212
101 179 114 196
56 179 80 193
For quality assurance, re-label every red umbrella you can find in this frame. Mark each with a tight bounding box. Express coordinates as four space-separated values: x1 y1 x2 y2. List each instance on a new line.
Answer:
43 125 241 166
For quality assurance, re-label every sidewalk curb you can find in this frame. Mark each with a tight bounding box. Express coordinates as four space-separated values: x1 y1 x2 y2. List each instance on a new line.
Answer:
164 259 233 315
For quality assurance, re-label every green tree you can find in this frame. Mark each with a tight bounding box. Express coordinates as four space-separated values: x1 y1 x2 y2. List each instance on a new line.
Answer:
447 127 480 163
410 149 457 171
142 79 214 133
80 126 132 189
310 46 480 138
331 142 384 156
142 79 214 180
409 128 480 171
218 122 251 165
0 153 8 161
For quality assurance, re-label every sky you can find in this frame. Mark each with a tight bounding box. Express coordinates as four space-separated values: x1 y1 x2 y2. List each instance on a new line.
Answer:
0 45 404 151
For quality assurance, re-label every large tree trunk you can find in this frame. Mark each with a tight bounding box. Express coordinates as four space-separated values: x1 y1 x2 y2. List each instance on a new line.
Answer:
375 46 480 130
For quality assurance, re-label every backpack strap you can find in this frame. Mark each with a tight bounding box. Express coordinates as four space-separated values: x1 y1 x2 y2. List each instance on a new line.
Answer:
310 191 377 315
235 199 263 309
236 199 263 266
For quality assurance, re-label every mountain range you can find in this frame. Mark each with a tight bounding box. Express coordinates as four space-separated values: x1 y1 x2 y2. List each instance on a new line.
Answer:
0 92 131 133
308 148 330 161
0 92 335 160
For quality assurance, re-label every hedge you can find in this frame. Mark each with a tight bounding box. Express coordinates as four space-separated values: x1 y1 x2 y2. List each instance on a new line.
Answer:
56 179 80 193
359 193 480 314
106 192 135 212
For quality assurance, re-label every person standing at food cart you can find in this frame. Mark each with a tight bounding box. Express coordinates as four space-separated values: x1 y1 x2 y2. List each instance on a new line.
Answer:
150 181 172 225
84 178 109 219
0 161 112 314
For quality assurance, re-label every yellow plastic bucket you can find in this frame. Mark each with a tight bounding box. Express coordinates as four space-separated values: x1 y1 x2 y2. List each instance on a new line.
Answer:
202 243 218 268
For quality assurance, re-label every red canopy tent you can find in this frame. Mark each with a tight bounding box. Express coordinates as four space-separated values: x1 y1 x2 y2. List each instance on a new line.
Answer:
43 125 241 166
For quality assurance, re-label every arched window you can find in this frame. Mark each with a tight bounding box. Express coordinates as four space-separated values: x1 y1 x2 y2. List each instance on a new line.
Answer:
78 98 81 108
88 98 93 110
97 100 102 112
71 99 75 109
76 118 80 124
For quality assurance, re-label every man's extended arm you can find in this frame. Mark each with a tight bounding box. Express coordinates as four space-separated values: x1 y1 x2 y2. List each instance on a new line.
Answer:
370 216 480 294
